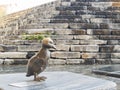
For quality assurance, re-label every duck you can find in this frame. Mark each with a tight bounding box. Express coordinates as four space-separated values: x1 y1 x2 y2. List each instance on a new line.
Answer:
26 37 56 81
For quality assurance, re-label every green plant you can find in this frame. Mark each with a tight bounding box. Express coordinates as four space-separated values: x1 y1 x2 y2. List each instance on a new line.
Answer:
22 33 50 41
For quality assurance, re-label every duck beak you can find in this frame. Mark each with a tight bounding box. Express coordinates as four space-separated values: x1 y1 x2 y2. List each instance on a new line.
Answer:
52 44 56 49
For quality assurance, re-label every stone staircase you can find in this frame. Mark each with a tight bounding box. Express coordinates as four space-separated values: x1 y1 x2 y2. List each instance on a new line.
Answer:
0 0 120 65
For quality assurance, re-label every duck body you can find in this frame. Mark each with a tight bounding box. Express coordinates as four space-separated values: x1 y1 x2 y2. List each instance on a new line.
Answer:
26 38 56 81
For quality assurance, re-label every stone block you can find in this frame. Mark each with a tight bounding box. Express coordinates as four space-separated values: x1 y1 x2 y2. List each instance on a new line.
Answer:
53 45 70 51
92 2 112 9
112 2 120 7
98 53 111 59
69 23 82 29
23 29 54 34
107 40 119 45
99 35 120 40
109 24 120 29
13 40 41 45
79 40 107 45
111 30 120 35
49 59 66 65
18 44 41 52
112 53 120 59
81 53 97 59
59 10 76 15
51 35 73 40
93 30 111 35
3 59 14 65
99 45 114 53
71 45 99 52
114 45 120 52
13 59 28 65
0 59 4 65
0 44 5 52
61 2 71 6
51 52 80 59
74 35 99 40
69 23 98 29
72 30 87 35
111 59 120 64
54 40 79 45
66 59 84 64
0 52 28 59
3 45 17 52
54 29 72 35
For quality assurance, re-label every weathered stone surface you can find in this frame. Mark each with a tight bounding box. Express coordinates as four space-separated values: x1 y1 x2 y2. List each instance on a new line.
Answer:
71 45 99 52
72 30 87 35
49 59 66 65
112 53 120 59
51 35 73 40
98 53 111 59
3 59 14 65
13 59 28 65
99 35 120 40
107 40 119 45
54 40 79 45
81 53 97 59
111 30 120 35
3 45 17 52
0 59 4 65
52 45 70 51
54 29 72 35
61 2 71 6
74 35 99 40
0 72 117 90
0 52 27 59
18 44 41 51
114 45 120 52
0 45 5 52
112 2 120 7
12 40 41 45
66 59 84 64
93 30 111 35
79 40 107 45
111 59 120 64
99 45 114 53
51 52 80 59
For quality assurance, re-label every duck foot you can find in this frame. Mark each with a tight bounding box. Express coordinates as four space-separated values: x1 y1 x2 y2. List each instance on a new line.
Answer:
34 76 47 81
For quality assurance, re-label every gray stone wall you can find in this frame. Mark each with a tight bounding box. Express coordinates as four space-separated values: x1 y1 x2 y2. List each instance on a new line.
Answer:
0 0 120 65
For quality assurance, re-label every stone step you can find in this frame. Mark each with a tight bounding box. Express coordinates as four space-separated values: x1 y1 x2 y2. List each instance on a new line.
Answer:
49 59 85 65
71 2 92 6
20 23 69 29
51 18 120 23
18 44 42 52
69 23 109 29
49 59 66 65
99 35 120 40
0 52 28 59
56 6 118 11
0 44 17 52
54 15 118 19
0 59 28 65
71 45 99 52
9 40 42 45
51 51 80 59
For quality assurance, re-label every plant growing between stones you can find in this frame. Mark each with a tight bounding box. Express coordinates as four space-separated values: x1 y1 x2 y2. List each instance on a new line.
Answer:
22 32 51 40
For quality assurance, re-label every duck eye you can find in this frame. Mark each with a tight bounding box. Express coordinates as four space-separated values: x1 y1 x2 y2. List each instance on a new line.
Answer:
49 41 53 44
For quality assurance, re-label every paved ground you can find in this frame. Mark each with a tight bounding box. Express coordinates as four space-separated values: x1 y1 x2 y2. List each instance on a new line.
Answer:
0 64 120 89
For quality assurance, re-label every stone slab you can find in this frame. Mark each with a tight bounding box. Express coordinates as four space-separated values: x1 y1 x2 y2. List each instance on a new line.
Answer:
92 65 120 78
0 71 116 90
